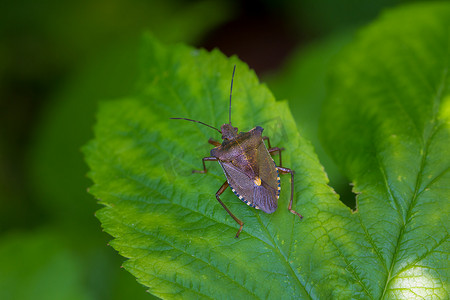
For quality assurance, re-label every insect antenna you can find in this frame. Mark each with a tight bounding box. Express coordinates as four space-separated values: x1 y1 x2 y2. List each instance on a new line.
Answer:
170 118 222 134
229 65 236 125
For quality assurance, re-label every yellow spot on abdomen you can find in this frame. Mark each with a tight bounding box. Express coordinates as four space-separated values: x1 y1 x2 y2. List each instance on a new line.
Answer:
254 177 261 186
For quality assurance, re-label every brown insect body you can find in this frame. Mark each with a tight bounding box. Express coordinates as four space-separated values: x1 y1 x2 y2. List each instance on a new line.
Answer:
171 65 302 238
211 124 280 214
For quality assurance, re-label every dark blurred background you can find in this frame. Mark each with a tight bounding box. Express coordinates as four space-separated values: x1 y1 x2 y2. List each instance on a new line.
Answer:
0 0 417 299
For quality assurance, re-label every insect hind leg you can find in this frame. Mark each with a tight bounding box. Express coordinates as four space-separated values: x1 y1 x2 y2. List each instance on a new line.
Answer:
277 166 303 219
215 181 244 238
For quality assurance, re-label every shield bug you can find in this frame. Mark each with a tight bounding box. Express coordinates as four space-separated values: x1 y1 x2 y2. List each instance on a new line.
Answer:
172 65 302 238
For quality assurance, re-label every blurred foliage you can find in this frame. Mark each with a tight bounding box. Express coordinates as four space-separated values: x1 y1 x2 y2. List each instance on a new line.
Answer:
0 229 92 300
0 0 438 299
263 0 421 36
0 228 160 299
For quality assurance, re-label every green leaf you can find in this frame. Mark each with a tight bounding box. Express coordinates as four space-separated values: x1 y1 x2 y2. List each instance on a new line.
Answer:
321 2 450 299
85 2 450 297
84 34 343 299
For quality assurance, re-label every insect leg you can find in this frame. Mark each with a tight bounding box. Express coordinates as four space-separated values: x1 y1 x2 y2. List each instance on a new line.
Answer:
208 138 221 146
262 136 272 148
215 181 244 238
268 147 285 167
277 166 303 219
192 157 218 173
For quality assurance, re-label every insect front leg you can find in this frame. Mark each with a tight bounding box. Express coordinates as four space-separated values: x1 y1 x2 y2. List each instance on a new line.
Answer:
215 181 244 238
208 138 221 147
193 157 218 173
277 166 303 219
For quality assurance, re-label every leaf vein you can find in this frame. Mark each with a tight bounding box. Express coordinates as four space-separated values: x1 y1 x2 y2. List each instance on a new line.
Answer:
381 51 449 299
357 213 388 271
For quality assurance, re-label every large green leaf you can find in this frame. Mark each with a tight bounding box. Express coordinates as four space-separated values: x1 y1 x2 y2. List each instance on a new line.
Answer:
321 2 450 299
85 35 344 298
85 2 450 297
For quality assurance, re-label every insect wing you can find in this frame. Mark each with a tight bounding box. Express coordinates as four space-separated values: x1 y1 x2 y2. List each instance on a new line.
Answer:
218 141 280 214
254 141 280 213
255 141 280 198
252 181 278 213
219 161 255 208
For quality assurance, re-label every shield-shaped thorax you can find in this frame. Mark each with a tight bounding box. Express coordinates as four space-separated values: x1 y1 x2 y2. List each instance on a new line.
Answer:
210 126 281 213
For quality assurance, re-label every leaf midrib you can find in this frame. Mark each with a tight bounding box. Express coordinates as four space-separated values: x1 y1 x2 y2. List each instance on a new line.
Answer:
254 210 312 299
